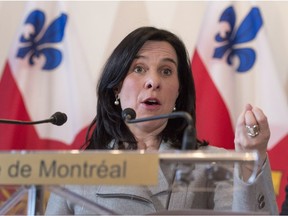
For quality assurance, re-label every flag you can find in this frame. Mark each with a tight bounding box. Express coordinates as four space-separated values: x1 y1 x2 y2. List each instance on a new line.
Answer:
0 1 96 150
191 1 288 209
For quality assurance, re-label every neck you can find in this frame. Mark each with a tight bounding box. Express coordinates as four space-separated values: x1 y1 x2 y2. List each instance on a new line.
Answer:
126 121 167 150
136 135 162 150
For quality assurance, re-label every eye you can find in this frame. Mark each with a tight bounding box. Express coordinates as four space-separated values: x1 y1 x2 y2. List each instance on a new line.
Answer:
162 68 173 76
133 65 146 74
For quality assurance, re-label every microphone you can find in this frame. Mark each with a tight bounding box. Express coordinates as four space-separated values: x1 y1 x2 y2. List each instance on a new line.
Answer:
121 108 136 122
122 108 197 150
0 112 67 126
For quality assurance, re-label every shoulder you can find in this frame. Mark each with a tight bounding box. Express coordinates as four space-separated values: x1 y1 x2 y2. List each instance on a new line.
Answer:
159 140 176 151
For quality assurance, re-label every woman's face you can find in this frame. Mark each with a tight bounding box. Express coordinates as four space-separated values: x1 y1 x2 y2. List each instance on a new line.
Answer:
117 40 179 132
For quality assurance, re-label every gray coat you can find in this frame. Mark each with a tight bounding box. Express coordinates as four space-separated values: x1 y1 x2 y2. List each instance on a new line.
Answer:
45 144 278 215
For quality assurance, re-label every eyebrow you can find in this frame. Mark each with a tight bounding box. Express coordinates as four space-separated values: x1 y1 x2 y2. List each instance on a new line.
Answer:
134 55 178 67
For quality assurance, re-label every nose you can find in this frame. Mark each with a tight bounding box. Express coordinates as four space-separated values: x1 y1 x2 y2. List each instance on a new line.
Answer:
144 73 160 90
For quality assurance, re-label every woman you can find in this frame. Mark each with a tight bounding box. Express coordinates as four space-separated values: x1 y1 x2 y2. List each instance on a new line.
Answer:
45 26 278 215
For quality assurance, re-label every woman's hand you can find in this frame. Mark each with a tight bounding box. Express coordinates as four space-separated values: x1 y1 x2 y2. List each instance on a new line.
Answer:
234 104 270 179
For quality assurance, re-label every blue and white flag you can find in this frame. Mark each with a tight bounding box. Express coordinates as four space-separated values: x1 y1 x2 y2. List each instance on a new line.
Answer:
192 1 288 209
0 1 96 149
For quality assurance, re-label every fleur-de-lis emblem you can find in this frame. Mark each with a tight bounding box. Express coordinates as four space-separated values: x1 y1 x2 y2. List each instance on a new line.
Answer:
16 10 68 71
213 6 263 72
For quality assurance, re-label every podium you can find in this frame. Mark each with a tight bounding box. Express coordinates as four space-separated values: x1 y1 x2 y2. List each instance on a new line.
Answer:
0 150 260 215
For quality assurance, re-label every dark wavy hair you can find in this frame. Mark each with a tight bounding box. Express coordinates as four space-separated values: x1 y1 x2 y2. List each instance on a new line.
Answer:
84 26 205 150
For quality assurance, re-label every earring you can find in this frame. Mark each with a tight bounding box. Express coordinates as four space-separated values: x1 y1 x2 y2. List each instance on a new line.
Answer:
173 106 176 111
114 95 120 105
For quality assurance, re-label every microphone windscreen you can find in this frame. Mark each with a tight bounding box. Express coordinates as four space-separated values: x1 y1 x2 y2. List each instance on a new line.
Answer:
50 112 68 126
122 108 136 121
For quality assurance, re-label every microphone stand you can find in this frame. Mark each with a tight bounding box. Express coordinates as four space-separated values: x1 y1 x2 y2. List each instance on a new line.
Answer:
124 110 197 150
0 112 67 214
124 109 199 200
0 112 67 126
0 118 53 125
181 125 197 150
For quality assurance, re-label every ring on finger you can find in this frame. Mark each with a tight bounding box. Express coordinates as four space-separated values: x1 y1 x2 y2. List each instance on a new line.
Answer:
245 124 260 137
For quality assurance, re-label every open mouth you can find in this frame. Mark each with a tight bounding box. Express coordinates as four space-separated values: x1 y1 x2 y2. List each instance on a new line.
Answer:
143 99 160 105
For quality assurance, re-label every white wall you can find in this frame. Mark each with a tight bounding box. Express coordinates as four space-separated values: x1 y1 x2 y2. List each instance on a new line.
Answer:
0 1 287 95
